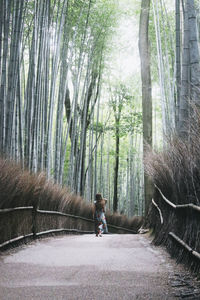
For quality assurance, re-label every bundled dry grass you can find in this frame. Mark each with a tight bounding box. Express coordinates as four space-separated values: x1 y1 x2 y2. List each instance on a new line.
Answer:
0 158 92 215
145 109 200 273
0 157 142 245
106 211 142 233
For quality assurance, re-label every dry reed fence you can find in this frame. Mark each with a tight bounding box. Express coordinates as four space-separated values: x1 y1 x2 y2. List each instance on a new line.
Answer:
145 113 200 274
0 158 142 249
150 185 200 273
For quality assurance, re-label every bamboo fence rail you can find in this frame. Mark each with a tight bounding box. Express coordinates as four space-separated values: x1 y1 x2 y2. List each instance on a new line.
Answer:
0 206 137 249
152 184 200 261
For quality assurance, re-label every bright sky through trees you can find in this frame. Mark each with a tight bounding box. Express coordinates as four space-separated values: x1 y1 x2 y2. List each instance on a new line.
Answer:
107 0 140 81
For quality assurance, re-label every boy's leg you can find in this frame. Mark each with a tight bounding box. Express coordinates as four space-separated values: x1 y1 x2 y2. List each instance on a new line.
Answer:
102 219 108 233
95 220 99 236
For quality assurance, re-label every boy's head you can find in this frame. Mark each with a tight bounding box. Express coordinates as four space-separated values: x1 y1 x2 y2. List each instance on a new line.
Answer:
96 193 103 201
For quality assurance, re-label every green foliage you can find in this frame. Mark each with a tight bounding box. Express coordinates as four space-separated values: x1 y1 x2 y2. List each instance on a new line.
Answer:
63 142 71 180
67 0 118 71
107 83 142 138
120 111 142 136
89 121 104 134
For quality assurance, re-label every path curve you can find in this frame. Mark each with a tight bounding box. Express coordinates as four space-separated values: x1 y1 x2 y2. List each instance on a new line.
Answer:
0 234 187 299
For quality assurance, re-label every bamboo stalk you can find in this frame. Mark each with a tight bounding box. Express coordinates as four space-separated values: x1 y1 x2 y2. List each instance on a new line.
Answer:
169 232 200 261
152 198 164 224
36 209 94 223
155 184 200 213
107 224 137 234
0 206 33 213
169 231 193 252
36 228 94 237
192 251 200 260
189 204 200 213
154 184 176 208
0 233 34 249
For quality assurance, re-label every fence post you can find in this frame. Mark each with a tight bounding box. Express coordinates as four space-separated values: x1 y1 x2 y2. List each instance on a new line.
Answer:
32 204 37 239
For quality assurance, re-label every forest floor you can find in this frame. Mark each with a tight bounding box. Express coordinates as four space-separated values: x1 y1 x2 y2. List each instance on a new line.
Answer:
0 234 199 300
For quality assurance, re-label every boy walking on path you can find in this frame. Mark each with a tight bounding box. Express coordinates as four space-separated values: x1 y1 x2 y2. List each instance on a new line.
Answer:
93 193 108 236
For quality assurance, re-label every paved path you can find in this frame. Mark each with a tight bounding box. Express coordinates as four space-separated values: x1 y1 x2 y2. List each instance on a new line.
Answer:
0 234 188 299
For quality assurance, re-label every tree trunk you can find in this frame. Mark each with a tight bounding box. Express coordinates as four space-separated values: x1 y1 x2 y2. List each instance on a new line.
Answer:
176 0 181 128
178 0 190 139
139 0 153 216
113 121 119 212
188 0 200 105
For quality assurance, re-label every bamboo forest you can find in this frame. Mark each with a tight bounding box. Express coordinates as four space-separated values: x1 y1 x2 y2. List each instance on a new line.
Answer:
0 0 200 220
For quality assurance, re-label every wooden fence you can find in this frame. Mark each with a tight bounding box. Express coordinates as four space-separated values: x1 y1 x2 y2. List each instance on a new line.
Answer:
0 205 137 249
152 184 200 261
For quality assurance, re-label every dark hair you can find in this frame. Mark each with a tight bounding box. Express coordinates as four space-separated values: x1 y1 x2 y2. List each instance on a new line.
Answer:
95 198 106 211
95 193 103 201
